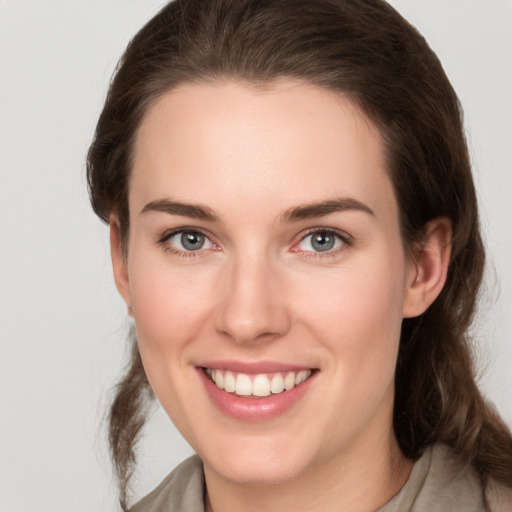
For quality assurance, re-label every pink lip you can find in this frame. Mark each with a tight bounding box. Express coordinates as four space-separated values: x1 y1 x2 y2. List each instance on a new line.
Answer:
196 364 317 422
199 359 312 374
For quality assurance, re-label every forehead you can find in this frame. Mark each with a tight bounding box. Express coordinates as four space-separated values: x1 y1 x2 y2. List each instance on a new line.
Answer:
131 80 396 222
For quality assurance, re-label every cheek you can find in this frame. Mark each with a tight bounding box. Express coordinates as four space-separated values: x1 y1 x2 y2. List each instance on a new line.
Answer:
311 262 406 424
127 254 214 358
302 262 404 342
296 249 407 384
126 256 216 427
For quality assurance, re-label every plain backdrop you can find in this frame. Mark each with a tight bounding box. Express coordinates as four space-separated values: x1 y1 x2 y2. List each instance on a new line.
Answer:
0 1 511 511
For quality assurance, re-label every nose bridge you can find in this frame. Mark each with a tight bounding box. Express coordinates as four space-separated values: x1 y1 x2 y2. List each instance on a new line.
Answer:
215 248 290 344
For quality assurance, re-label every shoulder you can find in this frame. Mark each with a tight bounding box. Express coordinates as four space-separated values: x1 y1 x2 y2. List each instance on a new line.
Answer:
485 477 512 512
380 445 484 511
129 455 205 512
386 444 512 512
414 444 485 510
426 445 512 512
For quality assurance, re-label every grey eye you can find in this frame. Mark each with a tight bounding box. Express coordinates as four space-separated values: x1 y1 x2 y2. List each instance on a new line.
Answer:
310 232 336 252
164 230 215 254
180 231 205 251
297 230 344 253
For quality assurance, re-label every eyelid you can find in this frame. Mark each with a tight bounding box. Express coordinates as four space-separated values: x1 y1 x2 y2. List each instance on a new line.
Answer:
156 226 351 258
291 227 352 254
157 227 219 256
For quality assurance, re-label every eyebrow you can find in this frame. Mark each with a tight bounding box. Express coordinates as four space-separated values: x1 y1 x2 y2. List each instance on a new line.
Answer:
280 198 375 222
141 199 219 221
140 197 374 223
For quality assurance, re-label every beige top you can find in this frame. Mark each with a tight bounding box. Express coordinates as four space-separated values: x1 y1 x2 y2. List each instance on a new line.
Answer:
130 445 512 511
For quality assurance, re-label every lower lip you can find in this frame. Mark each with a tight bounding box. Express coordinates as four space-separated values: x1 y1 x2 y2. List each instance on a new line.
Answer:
197 368 316 422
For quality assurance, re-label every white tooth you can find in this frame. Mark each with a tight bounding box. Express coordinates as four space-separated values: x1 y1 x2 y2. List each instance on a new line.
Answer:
224 372 236 392
270 374 285 394
235 374 252 396
252 374 271 397
295 370 308 385
214 370 224 389
284 372 296 391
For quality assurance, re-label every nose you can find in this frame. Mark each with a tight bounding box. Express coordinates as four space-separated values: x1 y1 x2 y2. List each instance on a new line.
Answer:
214 254 291 345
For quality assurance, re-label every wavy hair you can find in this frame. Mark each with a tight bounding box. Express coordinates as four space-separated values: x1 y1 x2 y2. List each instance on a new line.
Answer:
87 0 512 509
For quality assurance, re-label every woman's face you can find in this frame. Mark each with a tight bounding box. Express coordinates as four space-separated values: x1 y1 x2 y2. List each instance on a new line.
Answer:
114 81 420 485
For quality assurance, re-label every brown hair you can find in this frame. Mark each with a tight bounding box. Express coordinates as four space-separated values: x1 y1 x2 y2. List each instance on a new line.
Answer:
87 0 512 509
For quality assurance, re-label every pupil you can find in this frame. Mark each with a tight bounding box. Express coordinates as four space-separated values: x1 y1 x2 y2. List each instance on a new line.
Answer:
181 232 204 251
312 232 335 252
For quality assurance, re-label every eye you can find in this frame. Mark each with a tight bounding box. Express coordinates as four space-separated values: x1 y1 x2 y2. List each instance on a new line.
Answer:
296 230 347 253
163 230 215 253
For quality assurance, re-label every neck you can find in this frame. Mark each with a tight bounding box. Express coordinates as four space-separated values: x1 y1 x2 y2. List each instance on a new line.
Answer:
204 432 413 512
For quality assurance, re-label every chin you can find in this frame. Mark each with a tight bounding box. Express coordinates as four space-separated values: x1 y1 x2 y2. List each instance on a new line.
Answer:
208 457 307 486
199 432 316 485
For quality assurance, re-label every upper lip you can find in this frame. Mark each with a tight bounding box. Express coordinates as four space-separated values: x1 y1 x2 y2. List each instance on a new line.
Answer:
198 360 315 374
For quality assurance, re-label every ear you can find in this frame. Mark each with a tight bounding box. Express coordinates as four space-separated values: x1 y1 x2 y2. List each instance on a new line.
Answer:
110 216 132 316
402 217 452 318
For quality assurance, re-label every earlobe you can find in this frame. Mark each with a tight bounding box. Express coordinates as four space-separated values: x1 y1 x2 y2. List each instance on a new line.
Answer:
109 216 132 314
402 217 452 319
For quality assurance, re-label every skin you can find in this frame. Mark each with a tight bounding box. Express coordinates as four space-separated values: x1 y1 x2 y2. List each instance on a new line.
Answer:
111 80 451 511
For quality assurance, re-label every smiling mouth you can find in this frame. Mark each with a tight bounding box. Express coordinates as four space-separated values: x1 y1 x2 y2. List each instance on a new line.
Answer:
203 368 314 398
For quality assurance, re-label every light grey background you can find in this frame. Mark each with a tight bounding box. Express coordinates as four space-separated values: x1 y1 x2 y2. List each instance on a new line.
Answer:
0 1 510 511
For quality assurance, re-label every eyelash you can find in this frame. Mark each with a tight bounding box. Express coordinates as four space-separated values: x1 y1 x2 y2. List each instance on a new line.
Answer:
157 227 352 259
293 228 351 258
157 227 218 258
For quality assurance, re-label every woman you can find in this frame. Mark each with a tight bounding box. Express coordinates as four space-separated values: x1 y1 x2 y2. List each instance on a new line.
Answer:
87 0 512 510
